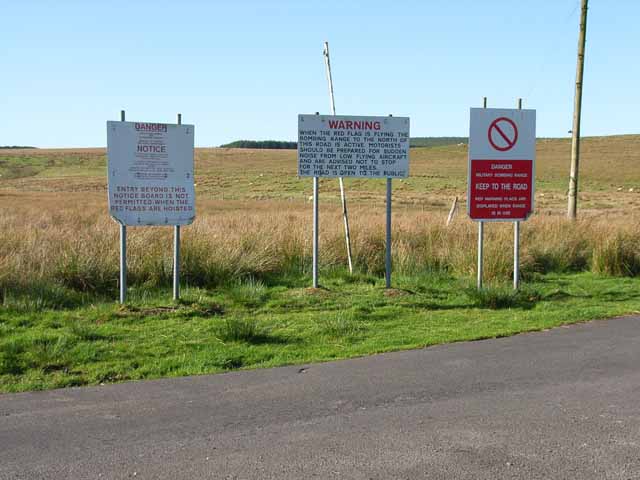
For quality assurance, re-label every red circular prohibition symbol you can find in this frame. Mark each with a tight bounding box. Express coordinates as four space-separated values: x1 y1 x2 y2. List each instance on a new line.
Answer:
488 117 518 152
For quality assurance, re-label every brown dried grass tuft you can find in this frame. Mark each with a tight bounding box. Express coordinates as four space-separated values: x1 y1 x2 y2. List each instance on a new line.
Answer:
1 191 639 298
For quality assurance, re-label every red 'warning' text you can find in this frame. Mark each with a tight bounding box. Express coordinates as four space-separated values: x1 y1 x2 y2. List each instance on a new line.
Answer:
328 120 381 130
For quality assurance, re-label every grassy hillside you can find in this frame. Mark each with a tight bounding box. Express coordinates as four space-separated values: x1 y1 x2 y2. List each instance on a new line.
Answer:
1 134 640 392
2 135 639 214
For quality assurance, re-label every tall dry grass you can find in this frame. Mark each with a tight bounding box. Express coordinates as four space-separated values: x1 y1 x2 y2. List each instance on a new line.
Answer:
1 195 640 302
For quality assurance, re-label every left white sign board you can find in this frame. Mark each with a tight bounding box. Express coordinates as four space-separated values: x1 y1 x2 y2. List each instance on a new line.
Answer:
107 121 195 226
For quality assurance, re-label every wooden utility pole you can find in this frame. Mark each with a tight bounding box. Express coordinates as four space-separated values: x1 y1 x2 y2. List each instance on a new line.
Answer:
567 0 589 219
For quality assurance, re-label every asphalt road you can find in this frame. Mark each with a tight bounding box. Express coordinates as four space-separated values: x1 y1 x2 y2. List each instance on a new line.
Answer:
2 316 640 479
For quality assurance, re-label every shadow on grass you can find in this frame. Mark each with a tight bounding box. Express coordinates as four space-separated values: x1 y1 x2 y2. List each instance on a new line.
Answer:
540 285 640 304
113 301 225 319
540 289 593 301
259 271 308 289
1 282 98 312
216 316 292 345
465 285 541 310
214 353 245 370
69 321 111 342
597 289 640 302
405 301 476 311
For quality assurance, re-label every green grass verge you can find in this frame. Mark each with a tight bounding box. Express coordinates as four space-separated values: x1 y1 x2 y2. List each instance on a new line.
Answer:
1 272 639 393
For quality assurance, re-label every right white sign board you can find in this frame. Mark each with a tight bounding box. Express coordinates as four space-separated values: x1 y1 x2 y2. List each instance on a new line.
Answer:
468 108 536 221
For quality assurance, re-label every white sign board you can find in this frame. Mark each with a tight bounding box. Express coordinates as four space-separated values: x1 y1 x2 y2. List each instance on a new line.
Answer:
468 108 536 221
469 108 536 160
298 114 410 178
107 121 195 226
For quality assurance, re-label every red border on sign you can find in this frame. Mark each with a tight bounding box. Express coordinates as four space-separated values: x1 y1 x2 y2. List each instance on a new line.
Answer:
488 117 518 152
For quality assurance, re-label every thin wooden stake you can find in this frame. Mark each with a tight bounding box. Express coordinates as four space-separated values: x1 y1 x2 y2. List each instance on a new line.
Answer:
323 41 354 274
446 196 458 226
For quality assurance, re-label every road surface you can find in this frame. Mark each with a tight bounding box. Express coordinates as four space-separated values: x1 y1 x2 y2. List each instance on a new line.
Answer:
2 316 640 479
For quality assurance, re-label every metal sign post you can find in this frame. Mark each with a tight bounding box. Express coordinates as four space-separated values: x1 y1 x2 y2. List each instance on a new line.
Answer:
313 175 319 288
312 112 320 289
173 113 182 300
119 109 127 304
323 41 354 274
514 221 520 289
477 97 487 290
514 98 523 290
477 221 484 290
385 113 393 289
385 177 392 289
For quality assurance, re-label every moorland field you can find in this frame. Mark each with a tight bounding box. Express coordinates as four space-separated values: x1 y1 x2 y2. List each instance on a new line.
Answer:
1 135 640 392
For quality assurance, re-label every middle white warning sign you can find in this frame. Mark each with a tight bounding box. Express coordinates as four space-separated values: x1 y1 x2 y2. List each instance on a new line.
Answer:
298 114 410 178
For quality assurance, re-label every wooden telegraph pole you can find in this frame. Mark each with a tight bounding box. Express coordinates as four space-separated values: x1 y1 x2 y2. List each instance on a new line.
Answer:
567 0 589 219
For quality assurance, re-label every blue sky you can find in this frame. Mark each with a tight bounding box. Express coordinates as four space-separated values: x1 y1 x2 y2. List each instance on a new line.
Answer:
1 0 638 147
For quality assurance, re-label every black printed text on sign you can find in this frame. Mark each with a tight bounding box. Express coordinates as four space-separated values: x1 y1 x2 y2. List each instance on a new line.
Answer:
107 121 195 226
467 108 536 222
297 115 410 178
